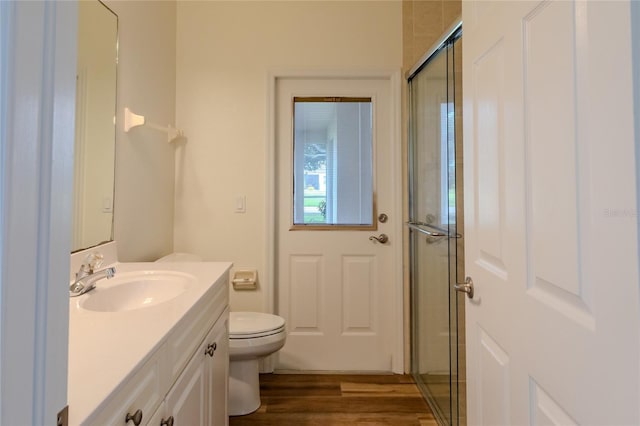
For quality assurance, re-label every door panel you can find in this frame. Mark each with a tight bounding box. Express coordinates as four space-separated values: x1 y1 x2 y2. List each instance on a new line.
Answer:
525 0 581 297
341 255 377 334
276 77 397 371
476 327 510 425
464 1 640 424
529 380 578 426
472 38 508 279
524 1 591 324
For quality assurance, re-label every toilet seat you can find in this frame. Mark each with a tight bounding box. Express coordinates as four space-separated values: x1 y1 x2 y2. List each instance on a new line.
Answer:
229 312 285 339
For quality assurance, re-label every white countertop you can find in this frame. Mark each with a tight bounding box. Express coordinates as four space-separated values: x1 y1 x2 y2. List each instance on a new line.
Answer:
67 261 232 425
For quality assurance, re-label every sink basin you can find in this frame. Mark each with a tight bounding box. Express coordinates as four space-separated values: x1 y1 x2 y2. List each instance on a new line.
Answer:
80 270 195 312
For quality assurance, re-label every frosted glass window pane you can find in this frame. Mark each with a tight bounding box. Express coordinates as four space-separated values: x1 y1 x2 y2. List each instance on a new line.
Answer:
293 97 374 227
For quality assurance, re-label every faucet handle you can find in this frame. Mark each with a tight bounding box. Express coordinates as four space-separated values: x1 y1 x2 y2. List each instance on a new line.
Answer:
84 252 104 272
105 267 116 278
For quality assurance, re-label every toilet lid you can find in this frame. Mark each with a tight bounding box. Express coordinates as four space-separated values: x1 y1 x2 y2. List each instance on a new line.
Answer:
229 312 285 338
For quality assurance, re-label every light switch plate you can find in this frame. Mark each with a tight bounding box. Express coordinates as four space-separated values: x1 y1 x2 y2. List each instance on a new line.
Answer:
234 195 246 213
102 196 113 213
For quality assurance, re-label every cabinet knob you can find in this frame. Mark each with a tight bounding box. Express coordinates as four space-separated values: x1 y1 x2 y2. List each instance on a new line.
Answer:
160 416 175 426
205 342 217 357
125 409 143 425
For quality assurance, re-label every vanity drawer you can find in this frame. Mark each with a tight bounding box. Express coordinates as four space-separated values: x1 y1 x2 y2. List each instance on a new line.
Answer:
83 348 165 426
167 275 229 384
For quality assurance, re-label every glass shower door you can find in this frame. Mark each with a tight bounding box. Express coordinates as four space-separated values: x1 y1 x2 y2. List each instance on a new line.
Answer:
409 29 464 425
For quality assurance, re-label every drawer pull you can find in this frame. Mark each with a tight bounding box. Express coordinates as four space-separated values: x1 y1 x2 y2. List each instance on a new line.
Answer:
161 416 175 426
125 409 143 425
205 342 217 357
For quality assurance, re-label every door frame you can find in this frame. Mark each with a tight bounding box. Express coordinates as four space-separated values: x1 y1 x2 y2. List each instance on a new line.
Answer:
265 70 404 373
0 1 76 423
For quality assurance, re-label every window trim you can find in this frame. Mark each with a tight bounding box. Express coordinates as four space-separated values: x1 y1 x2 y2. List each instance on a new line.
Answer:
290 96 378 231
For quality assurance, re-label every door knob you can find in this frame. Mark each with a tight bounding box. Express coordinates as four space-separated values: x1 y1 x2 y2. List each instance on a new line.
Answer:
369 234 389 244
454 276 474 299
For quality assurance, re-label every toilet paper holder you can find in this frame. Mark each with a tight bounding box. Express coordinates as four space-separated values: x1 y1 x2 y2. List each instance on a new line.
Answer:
231 269 258 290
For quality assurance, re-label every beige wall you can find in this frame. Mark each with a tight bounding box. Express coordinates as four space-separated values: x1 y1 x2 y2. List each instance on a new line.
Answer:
105 0 177 261
175 1 402 312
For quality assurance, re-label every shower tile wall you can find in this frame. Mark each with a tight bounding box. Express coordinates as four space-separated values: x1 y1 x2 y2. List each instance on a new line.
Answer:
402 0 461 72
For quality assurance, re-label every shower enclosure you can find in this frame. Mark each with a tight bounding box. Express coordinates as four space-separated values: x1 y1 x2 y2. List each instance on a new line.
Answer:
407 23 465 425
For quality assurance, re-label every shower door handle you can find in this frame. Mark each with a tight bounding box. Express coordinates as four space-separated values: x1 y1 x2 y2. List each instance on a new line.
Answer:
406 222 448 237
455 277 474 299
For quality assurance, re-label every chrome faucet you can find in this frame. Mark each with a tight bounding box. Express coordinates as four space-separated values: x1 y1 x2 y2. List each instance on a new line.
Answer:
69 252 116 297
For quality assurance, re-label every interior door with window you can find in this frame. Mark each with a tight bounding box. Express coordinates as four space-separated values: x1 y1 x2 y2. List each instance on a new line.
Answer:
464 1 640 424
275 76 399 371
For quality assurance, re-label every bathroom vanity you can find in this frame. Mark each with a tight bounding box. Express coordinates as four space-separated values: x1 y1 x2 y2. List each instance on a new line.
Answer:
67 257 232 425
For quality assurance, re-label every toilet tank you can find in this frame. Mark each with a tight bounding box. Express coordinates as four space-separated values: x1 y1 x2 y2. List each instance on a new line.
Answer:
155 253 203 263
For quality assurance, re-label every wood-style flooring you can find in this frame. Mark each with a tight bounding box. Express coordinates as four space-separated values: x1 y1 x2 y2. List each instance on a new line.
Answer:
229 373 437 426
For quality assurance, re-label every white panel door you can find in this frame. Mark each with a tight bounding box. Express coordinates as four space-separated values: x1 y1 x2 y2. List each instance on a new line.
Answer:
275 76 400 371
463 1 640 424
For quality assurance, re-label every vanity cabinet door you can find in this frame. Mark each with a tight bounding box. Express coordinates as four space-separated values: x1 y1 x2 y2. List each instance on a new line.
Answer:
165 340 208 426
205 311 229 426
164 308 229 426
145 402 165 426
86 350 164 426
168 281 229 385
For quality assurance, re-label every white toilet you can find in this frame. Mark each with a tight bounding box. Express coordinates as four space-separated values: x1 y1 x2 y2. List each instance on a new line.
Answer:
228 311 286 416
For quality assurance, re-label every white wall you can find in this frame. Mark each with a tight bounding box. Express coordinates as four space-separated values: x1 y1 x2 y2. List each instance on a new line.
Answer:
105 0 176 261
175 1 402 311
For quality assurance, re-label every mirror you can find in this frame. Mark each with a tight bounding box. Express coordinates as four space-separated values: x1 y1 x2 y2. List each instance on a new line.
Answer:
72 0 117 252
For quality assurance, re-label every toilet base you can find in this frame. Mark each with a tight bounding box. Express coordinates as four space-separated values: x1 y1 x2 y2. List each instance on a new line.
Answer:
228 358 261 416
